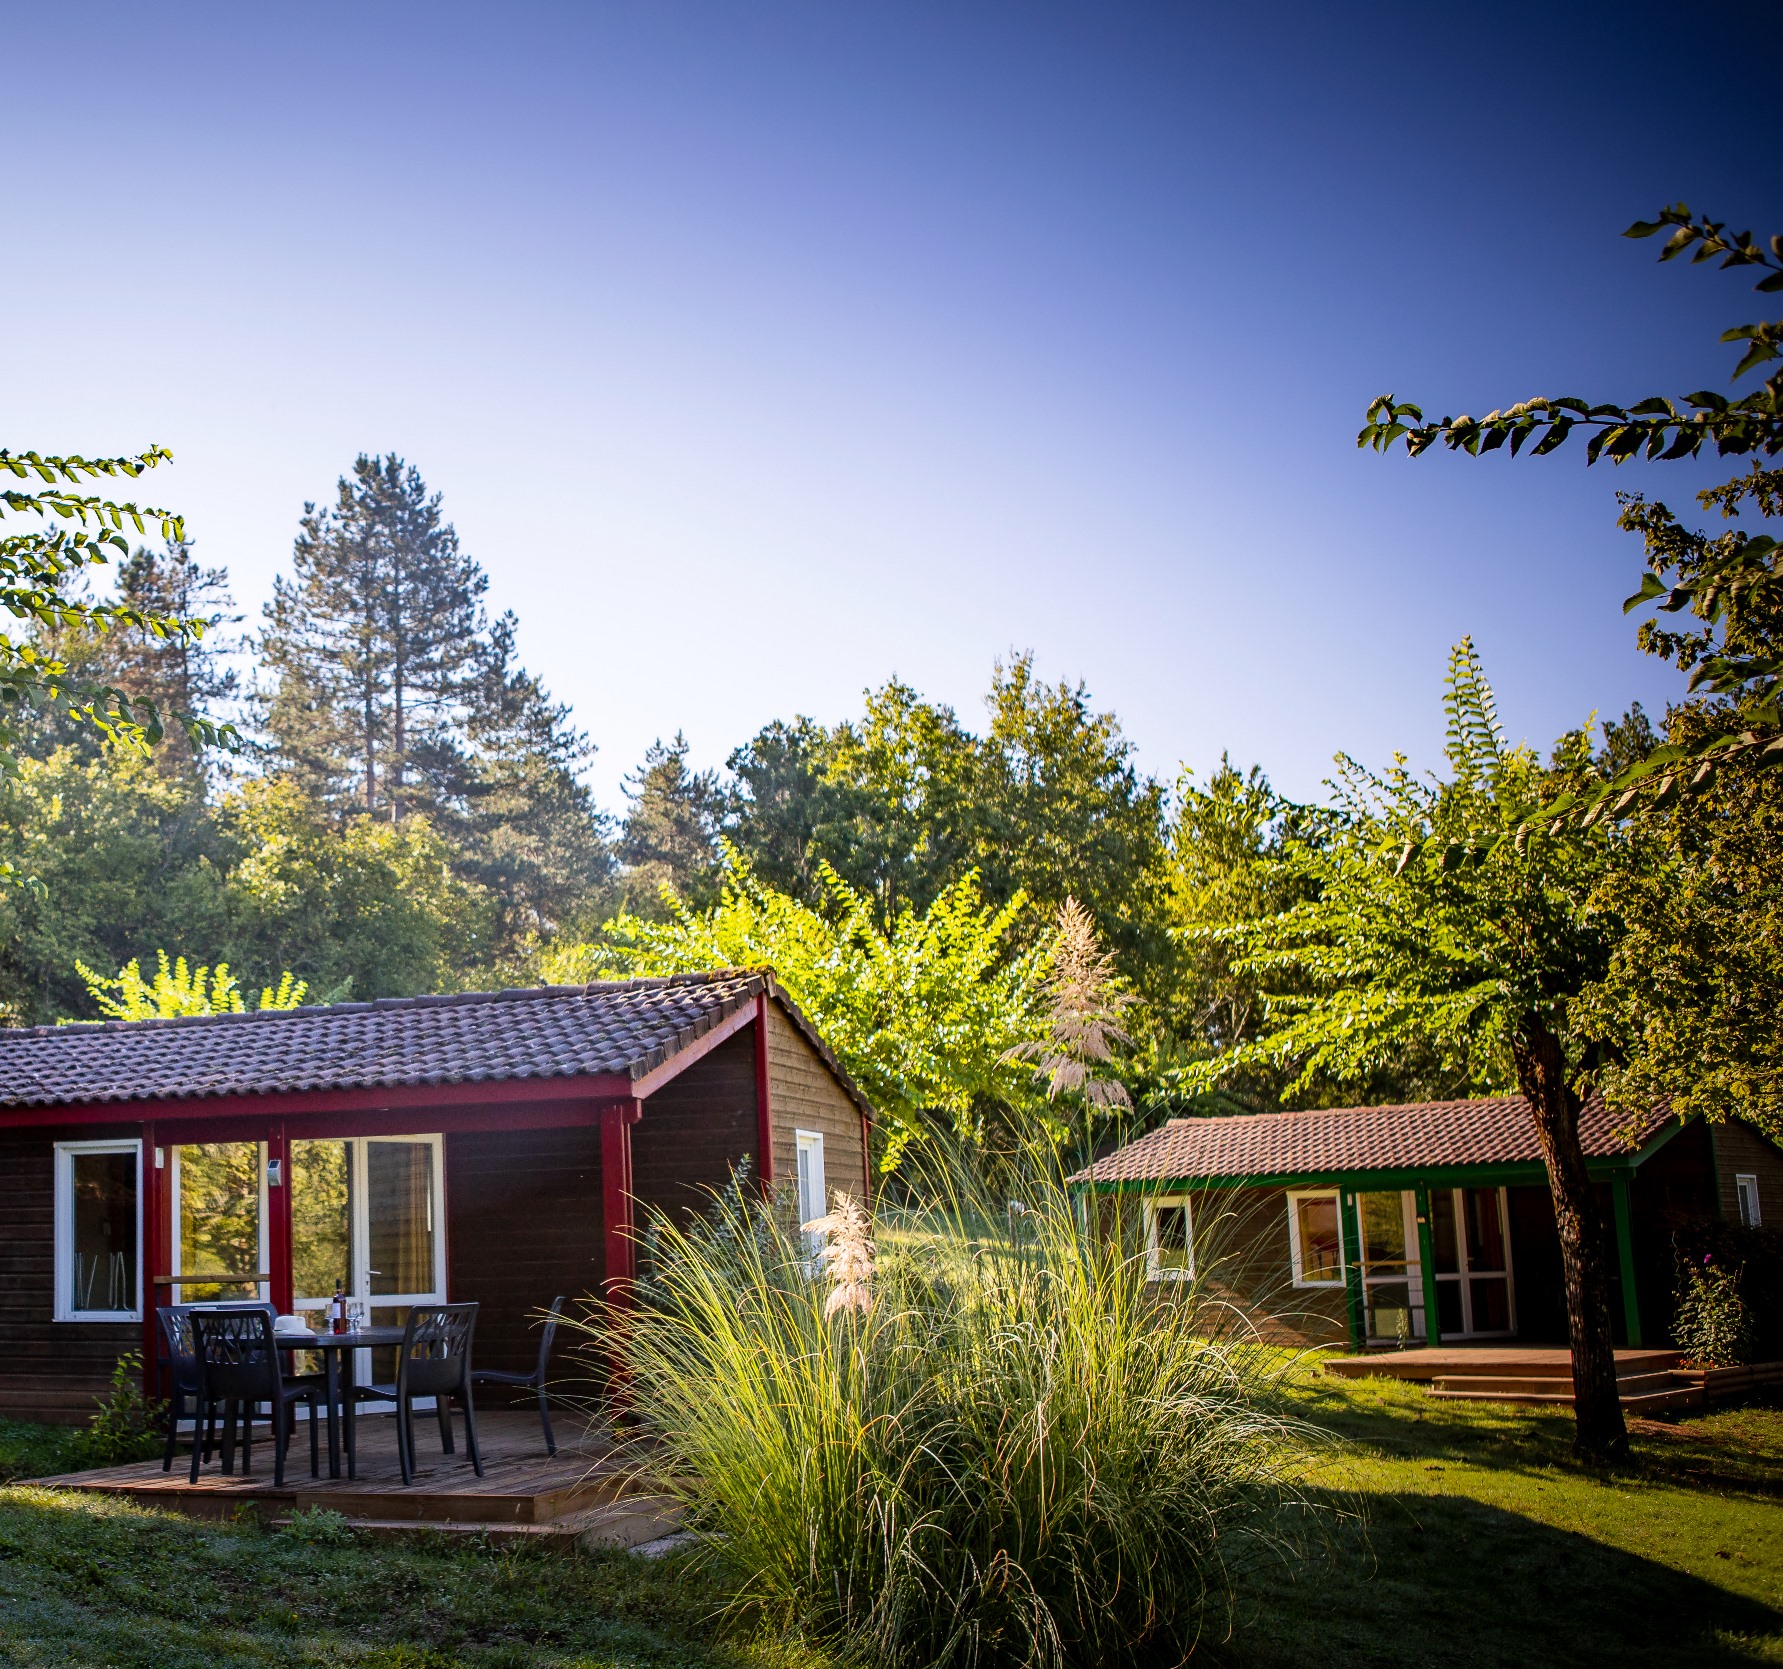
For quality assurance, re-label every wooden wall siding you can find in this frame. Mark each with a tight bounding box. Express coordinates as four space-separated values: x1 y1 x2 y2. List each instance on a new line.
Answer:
444 1127 605 1384
1505 1184 1569 1345
632 1028 759 1233
0 1131 138 1424
1100 1187 1348 1347
1708 1121 1783 1229
765 1006 870 1208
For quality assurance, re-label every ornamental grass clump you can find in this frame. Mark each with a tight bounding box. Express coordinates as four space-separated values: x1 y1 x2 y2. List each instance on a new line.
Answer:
602 1164 1325 1669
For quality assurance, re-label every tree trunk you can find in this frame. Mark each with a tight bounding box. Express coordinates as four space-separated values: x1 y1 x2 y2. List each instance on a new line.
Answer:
1510 1012 1629 1463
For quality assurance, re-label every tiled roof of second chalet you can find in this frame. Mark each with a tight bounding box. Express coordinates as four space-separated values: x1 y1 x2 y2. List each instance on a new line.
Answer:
0 970 870 1113
1075 1094 1677 1186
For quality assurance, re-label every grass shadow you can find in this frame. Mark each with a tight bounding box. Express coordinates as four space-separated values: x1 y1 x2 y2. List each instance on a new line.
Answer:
1213 1484 1782 1668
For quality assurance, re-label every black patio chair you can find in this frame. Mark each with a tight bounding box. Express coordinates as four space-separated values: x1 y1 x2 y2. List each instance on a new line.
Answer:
354 1302 483 1486
471 1295 566 1456
190 1307 323 1487
155 1305 222 1473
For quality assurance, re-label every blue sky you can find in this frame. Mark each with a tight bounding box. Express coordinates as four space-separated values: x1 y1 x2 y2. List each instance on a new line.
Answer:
5 1 1778 810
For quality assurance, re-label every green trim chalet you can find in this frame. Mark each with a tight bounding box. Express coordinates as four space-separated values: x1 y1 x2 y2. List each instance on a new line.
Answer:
1073 1095 1783 1352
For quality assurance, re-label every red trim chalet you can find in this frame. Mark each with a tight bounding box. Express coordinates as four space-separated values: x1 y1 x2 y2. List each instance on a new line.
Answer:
0 970 873 1423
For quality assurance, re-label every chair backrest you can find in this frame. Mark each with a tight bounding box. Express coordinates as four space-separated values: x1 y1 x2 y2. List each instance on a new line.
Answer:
192 1307 283 1401
534 1296 567 1381
157 1305 200 1391
396 1302 479 1399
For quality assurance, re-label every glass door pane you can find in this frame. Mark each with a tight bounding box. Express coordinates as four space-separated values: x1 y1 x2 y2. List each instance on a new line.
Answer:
361 1138 444 1390
174 1142 265 1302
1359 1191 1420 1343
367 1140 437 1298
291 1139 353 1309
1462 1188 1514 1335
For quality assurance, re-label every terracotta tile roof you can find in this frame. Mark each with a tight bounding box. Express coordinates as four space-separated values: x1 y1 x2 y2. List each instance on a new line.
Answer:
0 970 872 1116
1073 1094 1677 1186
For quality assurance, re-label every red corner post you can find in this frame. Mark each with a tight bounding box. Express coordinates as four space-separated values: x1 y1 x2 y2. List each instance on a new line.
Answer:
140 1122 164 1398
600 1098 643 1304
753 992 774 1196
267 1123 294 1316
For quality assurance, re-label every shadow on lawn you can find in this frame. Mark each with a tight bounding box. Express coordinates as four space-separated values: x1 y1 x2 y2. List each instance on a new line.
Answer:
1293 1379 1783 1498
1216 1486 1781 1669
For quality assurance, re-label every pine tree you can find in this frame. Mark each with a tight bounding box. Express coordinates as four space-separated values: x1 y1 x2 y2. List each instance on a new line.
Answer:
260 454 486 818
459 613 615 949
617 733 727 912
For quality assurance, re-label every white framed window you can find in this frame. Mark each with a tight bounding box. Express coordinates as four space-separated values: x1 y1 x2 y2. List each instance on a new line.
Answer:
795 1129 828 1257
54 1140 142 1322
1286 1190 1345 1286
1144 1196 1195 1282
1737 1173 1762 1228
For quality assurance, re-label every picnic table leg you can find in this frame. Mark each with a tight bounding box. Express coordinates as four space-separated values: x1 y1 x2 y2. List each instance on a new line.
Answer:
325 1350 342 1479
345 1346 358 1481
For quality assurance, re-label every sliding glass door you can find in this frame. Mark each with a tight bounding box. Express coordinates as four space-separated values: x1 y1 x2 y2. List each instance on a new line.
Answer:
1430 1186 1515 1338
290 1135 446 1385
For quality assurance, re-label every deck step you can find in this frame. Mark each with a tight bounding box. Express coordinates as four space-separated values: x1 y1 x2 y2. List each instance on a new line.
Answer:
1428 1380 1706 1412
267 1496 682 1549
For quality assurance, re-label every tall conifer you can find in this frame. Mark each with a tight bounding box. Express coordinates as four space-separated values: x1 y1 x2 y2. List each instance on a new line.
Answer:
260 454 486 818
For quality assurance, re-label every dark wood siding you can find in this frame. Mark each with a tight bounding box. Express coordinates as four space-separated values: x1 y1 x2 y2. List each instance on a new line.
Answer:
1709 1120 1783 1228
444 1127 604 1384
633 1028 759 1228
0 1130 139 1424
766 1006 870 1208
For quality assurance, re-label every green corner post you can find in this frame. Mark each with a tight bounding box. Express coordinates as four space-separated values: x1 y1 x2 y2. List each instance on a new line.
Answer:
1414 1185 1441 1347
1339 1189 1366 1351
1610 1173 1642 1348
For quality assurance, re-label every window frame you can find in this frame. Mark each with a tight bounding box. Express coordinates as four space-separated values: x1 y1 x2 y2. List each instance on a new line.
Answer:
1736 1173 1763 1228
1285 1188 1346 1288
54 1138 143 1323
1143 1195 1196 1283
795 1129 828 1261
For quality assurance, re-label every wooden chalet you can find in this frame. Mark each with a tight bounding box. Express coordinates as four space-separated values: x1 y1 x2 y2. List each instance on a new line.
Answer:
0 970 872 1422
1073 1095 1783 1353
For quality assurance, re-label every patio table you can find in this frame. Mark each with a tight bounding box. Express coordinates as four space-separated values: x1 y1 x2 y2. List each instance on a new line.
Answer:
274 1326 407 1480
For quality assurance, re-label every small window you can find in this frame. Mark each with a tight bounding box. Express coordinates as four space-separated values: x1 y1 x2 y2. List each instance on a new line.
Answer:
1144 1197 1195 1281
55 1141 142 1322
1737 1174 1762 1228
1288 1191 1344 1286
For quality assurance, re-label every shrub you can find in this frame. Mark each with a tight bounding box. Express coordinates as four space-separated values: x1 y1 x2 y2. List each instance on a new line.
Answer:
1670 1217 1783 1359
64 1352 165 1469
1675 1256 1756 1368
595 1163 1324 1669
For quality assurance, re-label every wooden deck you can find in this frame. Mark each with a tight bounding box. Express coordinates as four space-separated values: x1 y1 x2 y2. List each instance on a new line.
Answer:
1320 1346 1742 1414
38 1410 678 1547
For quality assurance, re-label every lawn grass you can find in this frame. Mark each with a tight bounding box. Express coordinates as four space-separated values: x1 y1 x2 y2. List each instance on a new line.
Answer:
0 1475 831 1669
1213 1368 1783 1667
2 1380 1781 1667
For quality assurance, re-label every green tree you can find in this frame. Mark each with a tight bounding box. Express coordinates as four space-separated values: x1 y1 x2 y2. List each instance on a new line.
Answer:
458 613 614 951
76 949 306 1019
1192 642 1630 1460
616 733 728 915
725 658 1171 1001
545 849 1049 1168
969 655 1170 997
221 778 493 1000
0 746 232 1023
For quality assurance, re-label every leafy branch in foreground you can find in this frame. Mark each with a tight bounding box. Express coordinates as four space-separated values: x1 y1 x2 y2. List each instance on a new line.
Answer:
1359 205 1783 466
0 442 238 781
1358 203 1783 839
